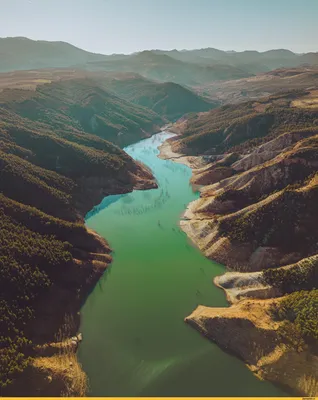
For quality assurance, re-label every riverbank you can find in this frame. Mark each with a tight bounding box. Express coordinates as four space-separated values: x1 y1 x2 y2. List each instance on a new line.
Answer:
79 131 283 397
3 229 111 396
3 163 157 397
158 135 318 397
158 136 204 169
37 170 158 396
185 298 318 396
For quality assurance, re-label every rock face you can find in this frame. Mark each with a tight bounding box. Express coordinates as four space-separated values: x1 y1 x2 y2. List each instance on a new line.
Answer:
180 133 318 271
185 300 318 396
214 271 281 303
185 300 279 365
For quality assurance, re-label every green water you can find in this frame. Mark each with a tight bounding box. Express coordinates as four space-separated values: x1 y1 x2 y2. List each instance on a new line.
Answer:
79 132 285 396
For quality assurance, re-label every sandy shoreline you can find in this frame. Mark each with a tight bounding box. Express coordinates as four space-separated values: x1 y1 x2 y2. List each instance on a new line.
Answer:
158 136 204 169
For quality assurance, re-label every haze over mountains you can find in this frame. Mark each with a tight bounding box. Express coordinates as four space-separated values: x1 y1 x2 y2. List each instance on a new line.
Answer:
1 37 318 85
0 35 317 396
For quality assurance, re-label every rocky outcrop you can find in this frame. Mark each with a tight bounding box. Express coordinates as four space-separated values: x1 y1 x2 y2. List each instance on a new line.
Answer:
185 299 318 396
191 165 234 185
214 271 281 303
165 98 318 396
180 133 318 271
232 130 314 171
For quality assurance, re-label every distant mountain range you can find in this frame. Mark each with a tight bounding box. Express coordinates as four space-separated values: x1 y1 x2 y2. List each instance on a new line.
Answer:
1 37 318 86
85 50 252 86
1 36 317 397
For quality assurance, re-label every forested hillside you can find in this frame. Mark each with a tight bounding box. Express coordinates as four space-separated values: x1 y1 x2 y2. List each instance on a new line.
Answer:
0 78 164 148
0 79 157 394
97 73 217 120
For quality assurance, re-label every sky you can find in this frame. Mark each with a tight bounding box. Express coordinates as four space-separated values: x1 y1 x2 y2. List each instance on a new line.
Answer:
0 0 317 54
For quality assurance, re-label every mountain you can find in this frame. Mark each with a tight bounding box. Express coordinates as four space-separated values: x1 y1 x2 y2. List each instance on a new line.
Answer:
0 37 109 72
0 69 219 394
195 67 318 104
161 47 318 73
0 77 163 394
164 90 318 396
171 89 318 155
1 38 318 87
153 48 227 63
300 52 318 65
0 68 218 122
97 73 218 120
86 51 252 86
0 77 164 148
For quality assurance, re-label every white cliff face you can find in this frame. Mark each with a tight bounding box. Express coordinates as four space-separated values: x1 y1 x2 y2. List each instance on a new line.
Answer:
232 130 314 172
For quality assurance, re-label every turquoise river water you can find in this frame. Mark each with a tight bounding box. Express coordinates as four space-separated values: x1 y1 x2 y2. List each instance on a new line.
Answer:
79 132 285 396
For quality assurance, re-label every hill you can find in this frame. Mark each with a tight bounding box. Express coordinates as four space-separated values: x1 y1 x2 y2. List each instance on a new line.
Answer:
96 73 217 120
0 38 253 83
171 89 318 156
0 37 112 72
0 68 217 122
85 51 253 86
195 67 318 104
0 69 216 394
0 77 164 148
1 38 318 87
162 90 318 396
159 47 318 74
0 78 159 395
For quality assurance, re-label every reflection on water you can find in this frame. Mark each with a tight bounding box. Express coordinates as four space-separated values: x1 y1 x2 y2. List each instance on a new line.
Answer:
86 194 124 219
79 132 285 397
113 188 171 217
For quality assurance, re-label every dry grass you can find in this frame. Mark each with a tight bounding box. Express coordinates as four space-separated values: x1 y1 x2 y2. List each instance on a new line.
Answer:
292 90 318 109
33 352 87 397
0 68 102 91
195 67 318 104
187 300 318 396
298 374 318 397
33 313 88 397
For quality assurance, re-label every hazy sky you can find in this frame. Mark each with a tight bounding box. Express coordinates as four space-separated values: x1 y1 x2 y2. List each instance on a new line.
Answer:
1 0 317 54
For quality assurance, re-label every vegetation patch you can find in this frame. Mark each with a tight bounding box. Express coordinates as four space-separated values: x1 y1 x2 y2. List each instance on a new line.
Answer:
263 255 318 293
270 290 318 352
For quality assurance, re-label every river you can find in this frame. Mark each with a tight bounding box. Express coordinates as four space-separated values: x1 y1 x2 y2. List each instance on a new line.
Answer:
79 132 285 396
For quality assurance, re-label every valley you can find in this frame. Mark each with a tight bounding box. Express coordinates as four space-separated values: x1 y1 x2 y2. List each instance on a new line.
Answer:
78 132 284 396
0 35 317 397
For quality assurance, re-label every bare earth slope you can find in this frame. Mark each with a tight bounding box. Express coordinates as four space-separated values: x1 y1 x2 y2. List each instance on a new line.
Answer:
195 67 318 104
161 91 318 396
